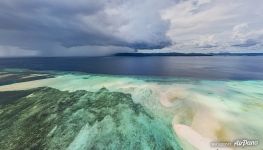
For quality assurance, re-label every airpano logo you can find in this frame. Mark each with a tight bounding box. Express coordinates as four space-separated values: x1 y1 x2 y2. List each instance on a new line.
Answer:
210 139 259 148
233 139 259 148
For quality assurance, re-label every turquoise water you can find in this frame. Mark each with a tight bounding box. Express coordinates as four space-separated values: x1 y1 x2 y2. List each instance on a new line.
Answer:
0 70 263 150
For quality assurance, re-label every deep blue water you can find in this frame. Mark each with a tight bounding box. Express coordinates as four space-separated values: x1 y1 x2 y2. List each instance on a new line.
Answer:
0 56 263 80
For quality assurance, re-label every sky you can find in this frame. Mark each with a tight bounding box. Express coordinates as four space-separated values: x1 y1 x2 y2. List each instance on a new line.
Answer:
0 0 263 57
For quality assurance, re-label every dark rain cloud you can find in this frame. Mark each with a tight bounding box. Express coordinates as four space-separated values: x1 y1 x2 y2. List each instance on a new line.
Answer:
0 0 174 56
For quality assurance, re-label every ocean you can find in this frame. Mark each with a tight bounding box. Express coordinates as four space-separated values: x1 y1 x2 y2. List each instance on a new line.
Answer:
0 56 263 80
0 56 263 150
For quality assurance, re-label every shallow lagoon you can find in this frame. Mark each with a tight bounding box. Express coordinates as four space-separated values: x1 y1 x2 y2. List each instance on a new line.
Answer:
0 70 263 150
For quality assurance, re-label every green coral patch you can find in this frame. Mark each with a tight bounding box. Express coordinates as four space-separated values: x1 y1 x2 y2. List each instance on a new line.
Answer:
0 87 182 150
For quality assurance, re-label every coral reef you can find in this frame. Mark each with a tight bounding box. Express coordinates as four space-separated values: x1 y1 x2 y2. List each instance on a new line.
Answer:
0 87 182 150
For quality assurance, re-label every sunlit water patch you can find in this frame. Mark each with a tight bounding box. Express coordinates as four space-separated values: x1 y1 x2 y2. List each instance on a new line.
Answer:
0 70 263 150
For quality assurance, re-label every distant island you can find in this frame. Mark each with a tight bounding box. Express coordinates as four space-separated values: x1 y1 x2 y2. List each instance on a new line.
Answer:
114 52 263 57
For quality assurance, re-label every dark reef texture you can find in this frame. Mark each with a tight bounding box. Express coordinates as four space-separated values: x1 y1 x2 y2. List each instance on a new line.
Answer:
0 70 54 86
0 87 182 150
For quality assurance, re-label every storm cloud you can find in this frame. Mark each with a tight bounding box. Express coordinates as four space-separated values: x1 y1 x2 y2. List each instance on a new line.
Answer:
0 0 174 56
0 0 263 56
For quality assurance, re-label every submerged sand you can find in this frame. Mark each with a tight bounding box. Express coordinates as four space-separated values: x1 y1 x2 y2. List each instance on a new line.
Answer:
0 72 263 150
